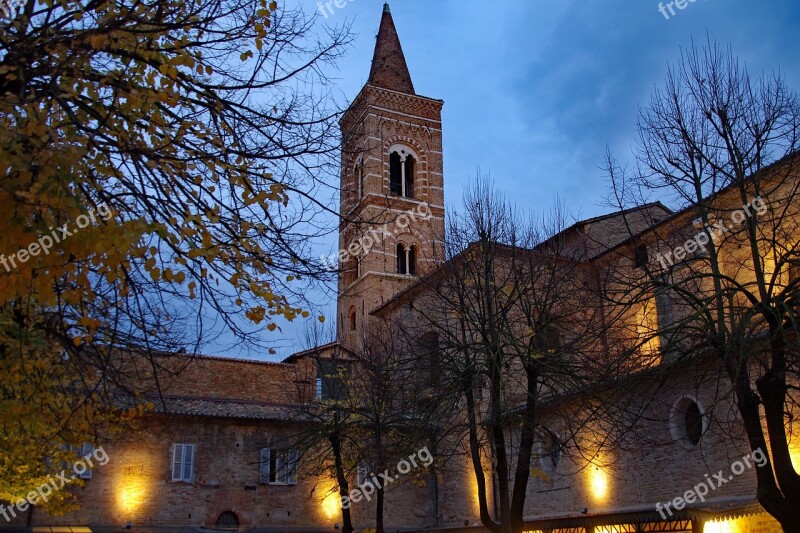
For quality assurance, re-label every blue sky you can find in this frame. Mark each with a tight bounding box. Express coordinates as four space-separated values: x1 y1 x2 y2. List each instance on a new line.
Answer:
311 0 800 219
209 0 800 359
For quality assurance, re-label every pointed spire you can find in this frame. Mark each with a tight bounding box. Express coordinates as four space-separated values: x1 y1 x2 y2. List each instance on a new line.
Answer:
367 3 415 95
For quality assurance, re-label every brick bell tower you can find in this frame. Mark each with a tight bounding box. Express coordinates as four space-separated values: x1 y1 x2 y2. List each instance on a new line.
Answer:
336 3 445 347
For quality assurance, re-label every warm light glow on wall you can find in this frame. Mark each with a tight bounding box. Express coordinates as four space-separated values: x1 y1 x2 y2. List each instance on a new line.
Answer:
705 513 782 532
114 451 155 518
589 463 609 502
704 518 742 533
636 298 661 360
790 443 800 471
117 477 149 515
464 457 486 520
321 490 341 520
473 475 483 517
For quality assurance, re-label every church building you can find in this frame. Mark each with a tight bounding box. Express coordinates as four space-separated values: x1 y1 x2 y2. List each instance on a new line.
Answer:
5 4 797 533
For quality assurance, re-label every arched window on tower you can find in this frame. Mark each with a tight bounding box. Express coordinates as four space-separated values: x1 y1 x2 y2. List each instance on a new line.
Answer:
404 155 415 198
397 244 407 275
396 244 418 276
388 147 417 199
390 152 402 195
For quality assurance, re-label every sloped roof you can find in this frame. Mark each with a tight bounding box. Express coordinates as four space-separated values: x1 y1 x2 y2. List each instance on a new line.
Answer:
150 395 304 422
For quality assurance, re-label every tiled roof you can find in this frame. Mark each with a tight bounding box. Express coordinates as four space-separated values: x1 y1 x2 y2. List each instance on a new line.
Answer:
150 395 305 422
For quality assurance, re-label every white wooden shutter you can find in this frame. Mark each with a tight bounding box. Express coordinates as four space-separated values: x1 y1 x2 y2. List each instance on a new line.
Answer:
79 443 94 479
287 449 298 485
183 445 194 482
357 461 368 485
172 444 183 481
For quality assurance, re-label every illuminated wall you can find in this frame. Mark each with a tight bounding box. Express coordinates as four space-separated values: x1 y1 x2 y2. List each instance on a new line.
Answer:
114 449 156 521
704 513 782 533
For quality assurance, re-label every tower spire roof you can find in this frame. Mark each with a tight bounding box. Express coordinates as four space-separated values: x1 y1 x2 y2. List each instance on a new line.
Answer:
367 3 415 95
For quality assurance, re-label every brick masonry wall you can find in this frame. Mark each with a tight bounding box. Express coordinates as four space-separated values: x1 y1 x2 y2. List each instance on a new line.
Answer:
23 414 438 530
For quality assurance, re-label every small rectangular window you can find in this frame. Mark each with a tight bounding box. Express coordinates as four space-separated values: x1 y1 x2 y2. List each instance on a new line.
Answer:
172 443 194 482
318 360 349 401
357 461 371 486
78 443 95 479
634 244 649 268
315 377 323 399
260 448 298 485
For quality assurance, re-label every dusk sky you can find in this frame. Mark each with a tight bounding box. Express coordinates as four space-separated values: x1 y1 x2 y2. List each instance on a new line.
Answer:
212 0 800 359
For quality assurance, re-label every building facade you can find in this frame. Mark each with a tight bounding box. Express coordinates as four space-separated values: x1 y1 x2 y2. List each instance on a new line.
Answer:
4 4 797 533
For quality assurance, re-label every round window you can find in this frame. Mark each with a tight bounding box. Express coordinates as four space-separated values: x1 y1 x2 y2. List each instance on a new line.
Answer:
670 397 705 449
538 429 561 473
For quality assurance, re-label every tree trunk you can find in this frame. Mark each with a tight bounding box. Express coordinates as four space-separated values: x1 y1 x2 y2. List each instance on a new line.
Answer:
376 486 385 533
330 429 354 533
464 376 501 533
510 367 538 532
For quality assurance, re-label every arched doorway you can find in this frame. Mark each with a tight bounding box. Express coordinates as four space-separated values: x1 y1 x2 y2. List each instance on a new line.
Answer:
215 510 240 529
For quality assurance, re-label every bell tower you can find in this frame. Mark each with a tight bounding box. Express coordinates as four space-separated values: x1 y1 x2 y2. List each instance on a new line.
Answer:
336 3 445 346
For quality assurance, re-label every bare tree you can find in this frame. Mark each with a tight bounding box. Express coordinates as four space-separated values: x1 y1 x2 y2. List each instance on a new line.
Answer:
286 324 438 533
403 178 628 533
605 40 800 531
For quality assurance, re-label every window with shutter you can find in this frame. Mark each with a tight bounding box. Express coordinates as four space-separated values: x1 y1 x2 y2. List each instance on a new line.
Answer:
259 448 271 484
183 445 193 481
357 461 370 485
172 444 183 481
263 448 298 485
171 443 194 482
79 443 94 479
315 377 323 399
287 449 298 484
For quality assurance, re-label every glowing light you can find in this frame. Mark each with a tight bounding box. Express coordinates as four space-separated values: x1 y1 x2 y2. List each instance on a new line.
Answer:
704 519 736 533
790 444 800 471
636 298 661 362
464 457 486 519
589 464 609 501
596 526 634 533
114 451 154 518
704 513 782 532
471 474 482 517
321 490 341 520
118 480 148 514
